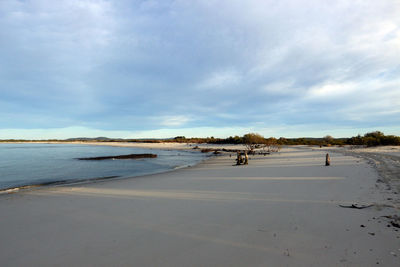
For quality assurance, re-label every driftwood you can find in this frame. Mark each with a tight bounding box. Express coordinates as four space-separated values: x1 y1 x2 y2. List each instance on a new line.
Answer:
339 204 373 209
201 148 216 153
236 151 243 165
391 221 400 228
325 153 331 166
221 148 241 153
77 154 157 160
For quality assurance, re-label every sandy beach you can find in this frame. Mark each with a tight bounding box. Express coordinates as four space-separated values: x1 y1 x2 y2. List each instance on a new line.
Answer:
1 145 399 266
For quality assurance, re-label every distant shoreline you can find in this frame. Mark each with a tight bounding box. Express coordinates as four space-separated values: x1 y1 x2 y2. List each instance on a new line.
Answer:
0 141 249 152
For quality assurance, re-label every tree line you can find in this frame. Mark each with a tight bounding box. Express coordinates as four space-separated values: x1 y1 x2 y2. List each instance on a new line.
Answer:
170 131 400 147
1 131 399 147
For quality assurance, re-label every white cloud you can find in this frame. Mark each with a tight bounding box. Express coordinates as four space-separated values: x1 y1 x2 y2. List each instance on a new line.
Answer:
307 82 358 99
159 116 191 127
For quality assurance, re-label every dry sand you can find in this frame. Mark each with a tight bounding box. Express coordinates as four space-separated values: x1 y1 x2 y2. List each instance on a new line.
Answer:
1 146 399 266
317 145 400 199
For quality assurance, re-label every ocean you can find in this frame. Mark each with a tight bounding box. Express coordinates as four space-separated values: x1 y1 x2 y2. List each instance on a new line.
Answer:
0 143 206 191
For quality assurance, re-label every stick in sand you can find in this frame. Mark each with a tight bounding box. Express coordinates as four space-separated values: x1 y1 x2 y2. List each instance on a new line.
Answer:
325 153 331 166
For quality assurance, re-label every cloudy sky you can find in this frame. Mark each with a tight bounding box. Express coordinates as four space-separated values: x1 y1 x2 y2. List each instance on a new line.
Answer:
1 0 399 139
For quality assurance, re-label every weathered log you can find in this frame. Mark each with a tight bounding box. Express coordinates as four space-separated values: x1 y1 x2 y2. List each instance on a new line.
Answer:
339 204 373 209
77 154 157 160
325 153 331 166
244 151 249 165
236 151 243 165
201 148 215 153
221 148 242 153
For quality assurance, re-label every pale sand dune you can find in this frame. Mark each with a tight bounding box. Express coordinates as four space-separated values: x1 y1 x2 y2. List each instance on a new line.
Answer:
1 146 399 266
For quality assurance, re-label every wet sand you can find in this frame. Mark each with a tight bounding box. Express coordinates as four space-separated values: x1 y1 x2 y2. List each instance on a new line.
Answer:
0 146 399 266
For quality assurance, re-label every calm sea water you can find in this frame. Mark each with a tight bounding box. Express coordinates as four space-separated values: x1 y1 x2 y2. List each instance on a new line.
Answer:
0 143 206 190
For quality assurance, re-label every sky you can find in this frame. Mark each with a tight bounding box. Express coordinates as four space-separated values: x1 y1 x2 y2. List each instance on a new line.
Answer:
1 0 400 139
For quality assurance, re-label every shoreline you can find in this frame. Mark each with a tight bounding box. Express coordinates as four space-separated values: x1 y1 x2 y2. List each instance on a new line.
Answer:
2 143 399 196
0 142 214 193
1 145 399 265
0 155 215 195
2 143 399 195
